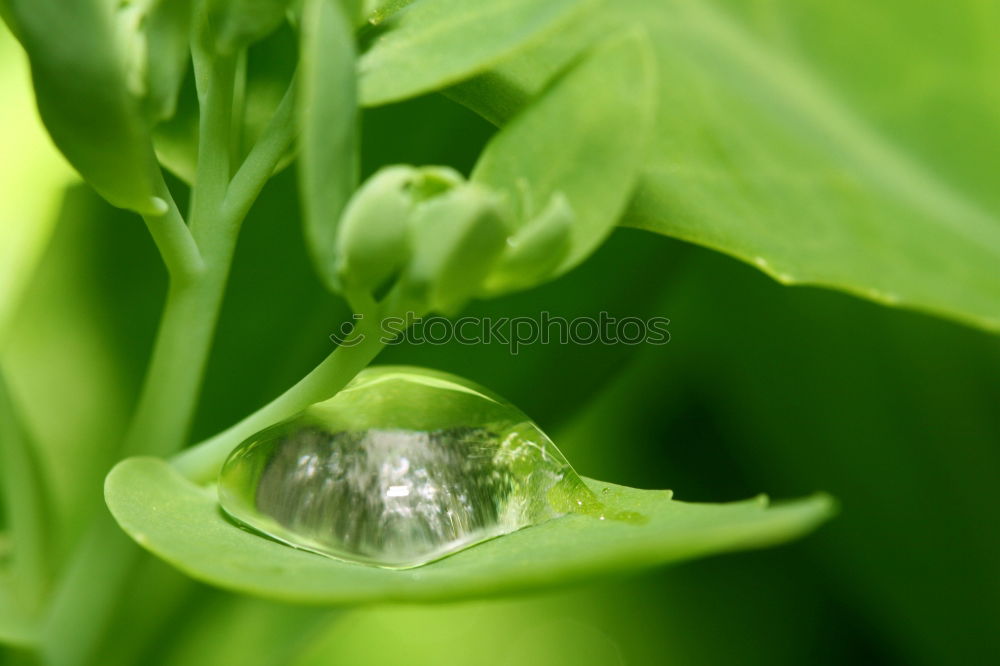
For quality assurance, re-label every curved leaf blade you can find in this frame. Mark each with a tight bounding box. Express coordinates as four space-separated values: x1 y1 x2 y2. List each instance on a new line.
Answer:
1 0 161 214
472 29 656 276
358 0 594 107
453 0 1000 333
143 0 192 123
105 456 833 604
299 0 358 292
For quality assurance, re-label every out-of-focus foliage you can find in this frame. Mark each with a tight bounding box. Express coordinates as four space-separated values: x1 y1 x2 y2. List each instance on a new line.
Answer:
0 29 73 349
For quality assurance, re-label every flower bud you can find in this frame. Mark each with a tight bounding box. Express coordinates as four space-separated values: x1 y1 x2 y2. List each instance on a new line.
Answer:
402 184 509 315
335 166 417 295
481 192 574 296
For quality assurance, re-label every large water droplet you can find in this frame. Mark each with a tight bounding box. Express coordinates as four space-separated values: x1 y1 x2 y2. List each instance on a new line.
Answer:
218 367 593 568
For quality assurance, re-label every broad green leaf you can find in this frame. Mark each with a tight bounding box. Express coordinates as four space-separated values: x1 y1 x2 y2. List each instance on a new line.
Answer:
105 456 832 603
357 0 594 107
1 0 162 214
472 29 655 278
453 0 1000 333
299 0 359 293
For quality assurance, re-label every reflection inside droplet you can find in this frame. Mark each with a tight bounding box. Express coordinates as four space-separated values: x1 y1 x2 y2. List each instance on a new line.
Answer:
218 367 597 568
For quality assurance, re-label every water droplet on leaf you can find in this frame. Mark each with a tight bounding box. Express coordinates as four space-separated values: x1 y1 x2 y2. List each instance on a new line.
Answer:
218 367 598 568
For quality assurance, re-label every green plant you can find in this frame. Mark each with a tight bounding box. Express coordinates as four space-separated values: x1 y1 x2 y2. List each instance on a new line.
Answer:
1 0 996 665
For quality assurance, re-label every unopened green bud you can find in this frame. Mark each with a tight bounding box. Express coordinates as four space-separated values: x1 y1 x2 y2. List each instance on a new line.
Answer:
481 192 574 296
335 165 467 299
335 166 418 296
402 184 509 315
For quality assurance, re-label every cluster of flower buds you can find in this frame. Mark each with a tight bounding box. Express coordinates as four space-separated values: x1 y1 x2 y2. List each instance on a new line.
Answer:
334 164 575 316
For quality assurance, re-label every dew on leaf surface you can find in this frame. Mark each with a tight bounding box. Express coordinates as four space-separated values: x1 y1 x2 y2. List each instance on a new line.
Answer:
218 367 606 568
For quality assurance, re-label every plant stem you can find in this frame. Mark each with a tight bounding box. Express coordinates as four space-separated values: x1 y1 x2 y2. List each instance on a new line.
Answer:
40 44 296 666
121 52 238 460
120 267 231 459
172 313 387 483
223 79 298 228
140 176 204 284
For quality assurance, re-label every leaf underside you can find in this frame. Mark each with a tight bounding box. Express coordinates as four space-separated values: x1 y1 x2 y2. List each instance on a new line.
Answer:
357 0 593 106
105 456 833 605
447 0 1000 333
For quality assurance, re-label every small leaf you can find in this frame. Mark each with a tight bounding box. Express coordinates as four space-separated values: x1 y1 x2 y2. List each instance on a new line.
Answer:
206 0 293 54
298 0 359 293
358 0 594 107
362 0 414 27
472 29 656 277
142 0 192 123
106 456 833 604
152 66 199 183
238 23 298 166
2 0 162 214
480 192 573 296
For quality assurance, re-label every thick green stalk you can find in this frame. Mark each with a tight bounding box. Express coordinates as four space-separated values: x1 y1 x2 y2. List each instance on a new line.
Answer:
140 176 204 285
41 48 256 666
121 50 238 460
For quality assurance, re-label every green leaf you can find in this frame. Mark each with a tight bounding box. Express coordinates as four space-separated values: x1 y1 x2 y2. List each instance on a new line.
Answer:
480 193 573 296
1 0 162 214
152 66 199 183
299 0 359 293
401 183 508 314
206 0 293 54
454 0 1000 333
106 456 832 603
358 0 594 107
362 0 413 27
472 29 655 279
142 0 192 122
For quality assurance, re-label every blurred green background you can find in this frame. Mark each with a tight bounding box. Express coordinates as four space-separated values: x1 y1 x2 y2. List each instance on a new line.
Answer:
3 10 1000 666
